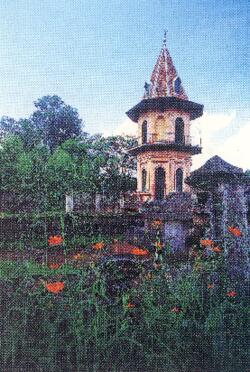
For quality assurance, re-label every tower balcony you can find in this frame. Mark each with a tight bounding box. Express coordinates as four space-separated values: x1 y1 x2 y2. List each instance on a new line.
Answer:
129 134 202 156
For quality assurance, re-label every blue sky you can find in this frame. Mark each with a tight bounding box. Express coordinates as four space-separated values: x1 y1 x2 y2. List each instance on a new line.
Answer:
0 0 249 168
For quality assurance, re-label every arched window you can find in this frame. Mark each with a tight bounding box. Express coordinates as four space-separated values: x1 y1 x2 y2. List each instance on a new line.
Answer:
155 167 165 200
176 168 183 193
142 120 147 144
175 117 184 144
142 169 147 192
174 77 181 94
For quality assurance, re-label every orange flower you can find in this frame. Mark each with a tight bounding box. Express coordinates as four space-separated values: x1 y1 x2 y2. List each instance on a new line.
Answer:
228 226 241 237
226 290 237 298
207 284 214 289
151 219 162 229
211 246 222 253
130 247 149 256
48 263 61 270
92 242 105 250
127 302 136 308
170 306 181 313
154 241 163 249
73 253 83 260
48 235 63 246
45 281 65 294
200 239 213 246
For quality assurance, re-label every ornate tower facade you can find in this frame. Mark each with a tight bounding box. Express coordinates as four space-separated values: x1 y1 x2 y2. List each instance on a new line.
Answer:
127 34 204 201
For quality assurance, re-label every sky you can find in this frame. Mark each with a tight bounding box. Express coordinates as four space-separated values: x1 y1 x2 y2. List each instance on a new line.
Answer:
0 0 249 169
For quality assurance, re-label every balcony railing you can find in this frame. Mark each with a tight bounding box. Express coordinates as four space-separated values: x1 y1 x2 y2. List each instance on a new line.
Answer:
140 133 201 147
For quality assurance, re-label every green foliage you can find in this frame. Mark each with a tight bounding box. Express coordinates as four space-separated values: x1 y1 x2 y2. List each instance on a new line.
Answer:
31 95 83 151
0 116 20 139
0 99 137 213
0 135 24 192
0 259 248 371
0 128 135 212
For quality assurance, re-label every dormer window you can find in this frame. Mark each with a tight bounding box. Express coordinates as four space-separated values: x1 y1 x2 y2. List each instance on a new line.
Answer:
142 120 147 144
174 77 181 95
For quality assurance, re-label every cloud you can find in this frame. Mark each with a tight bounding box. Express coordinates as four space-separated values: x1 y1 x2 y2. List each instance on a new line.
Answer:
101 117 137 138
219 120 250 170
113 117 137 136
191 111 237 170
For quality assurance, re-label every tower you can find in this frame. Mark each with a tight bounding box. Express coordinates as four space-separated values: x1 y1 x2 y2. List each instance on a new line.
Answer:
127 33 204 201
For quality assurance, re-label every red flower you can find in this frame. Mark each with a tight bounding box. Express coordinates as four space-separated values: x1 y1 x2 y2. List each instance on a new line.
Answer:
127 302 136 308
200 239 213 247
228 226 241 237
170 306 181 313
48 235 63 246
226 290 237 298
130 248 149 256
45 281 65 294
48 263 61 270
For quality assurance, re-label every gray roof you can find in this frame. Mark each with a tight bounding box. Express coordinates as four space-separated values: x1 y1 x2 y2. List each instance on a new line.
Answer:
186 155 246 187
192 155 243 176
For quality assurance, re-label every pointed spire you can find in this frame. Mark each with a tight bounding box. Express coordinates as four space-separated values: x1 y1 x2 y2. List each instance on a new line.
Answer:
145 32 188 100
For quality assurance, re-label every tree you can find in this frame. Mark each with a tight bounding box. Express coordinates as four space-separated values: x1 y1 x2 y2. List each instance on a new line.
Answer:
0 135 24 193
0 116 20 141
83 134 137 200
31 95 83 151
0 89 137 212
18 118 42 150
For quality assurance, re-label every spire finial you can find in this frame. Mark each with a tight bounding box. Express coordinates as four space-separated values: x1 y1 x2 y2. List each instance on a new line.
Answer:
163 30 167 47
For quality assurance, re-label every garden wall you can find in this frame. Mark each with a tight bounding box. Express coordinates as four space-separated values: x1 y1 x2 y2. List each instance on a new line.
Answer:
0 212 139 250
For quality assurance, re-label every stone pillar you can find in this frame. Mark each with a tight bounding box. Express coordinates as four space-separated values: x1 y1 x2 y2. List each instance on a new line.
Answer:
119 193 125 209
65 194 74 213
220 182 249 280
95 193 102 211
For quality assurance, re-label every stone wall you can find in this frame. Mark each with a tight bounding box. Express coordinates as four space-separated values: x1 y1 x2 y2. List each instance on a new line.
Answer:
190 178 250 280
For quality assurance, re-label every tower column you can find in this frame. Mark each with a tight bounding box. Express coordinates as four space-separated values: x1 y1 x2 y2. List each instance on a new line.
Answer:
137 159 142 192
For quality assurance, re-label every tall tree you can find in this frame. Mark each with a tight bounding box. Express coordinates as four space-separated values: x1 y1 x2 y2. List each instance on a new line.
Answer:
31 95 83 151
